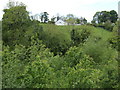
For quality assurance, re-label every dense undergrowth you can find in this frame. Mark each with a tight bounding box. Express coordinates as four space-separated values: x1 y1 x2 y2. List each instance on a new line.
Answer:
1 3 119 88
2 24 119 88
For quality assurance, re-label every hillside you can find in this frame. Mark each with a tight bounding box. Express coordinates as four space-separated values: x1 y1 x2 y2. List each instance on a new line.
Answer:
2 23 119 88
1 0 119 88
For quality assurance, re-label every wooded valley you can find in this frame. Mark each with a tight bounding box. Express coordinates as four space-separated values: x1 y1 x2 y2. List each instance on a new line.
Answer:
1 0 120 88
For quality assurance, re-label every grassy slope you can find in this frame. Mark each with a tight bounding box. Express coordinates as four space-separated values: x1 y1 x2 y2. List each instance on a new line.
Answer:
41 24 113 41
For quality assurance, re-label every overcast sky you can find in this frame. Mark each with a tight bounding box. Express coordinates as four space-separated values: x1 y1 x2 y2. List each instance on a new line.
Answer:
0 0 119 22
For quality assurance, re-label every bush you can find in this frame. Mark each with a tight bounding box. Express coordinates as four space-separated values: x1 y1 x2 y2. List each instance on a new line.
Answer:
71 28 91 46
41 24 72 55
2 38 53 88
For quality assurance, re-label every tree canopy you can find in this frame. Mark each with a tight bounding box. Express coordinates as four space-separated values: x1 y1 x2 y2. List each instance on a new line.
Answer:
92 10 118 24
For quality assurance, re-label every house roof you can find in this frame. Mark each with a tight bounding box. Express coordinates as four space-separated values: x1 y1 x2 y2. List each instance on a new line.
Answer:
55 19 67 25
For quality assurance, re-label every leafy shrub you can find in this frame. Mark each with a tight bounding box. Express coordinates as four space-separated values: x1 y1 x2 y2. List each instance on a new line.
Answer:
41 24 72 55
65 46 118 88
67 68 102 88
64 46 84 67
20 59 54 88
2 21 119 88
2 45 26 88
109 21 120 51
2 37 53 88
71 28 91 46
81 38 117 64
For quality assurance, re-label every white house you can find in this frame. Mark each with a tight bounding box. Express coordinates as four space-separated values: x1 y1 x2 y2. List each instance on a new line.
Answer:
55 19 67 25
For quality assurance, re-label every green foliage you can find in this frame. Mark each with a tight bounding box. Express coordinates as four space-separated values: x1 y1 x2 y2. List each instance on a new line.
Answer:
71 27 91 46
21 59 53 88
81 36 117 64
64 45 118 88
2 3 31 47
2 27 119 88
109 20 120 51
110 10 118 23
2 6 30 31
40 12 49 23
2 45 26 88
92 10 118 31
109 36 120 51
2 37 53 88
2 1 119 88
67 68 102 88
92 10 118 24
64 46 84 67
41 24 72 55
